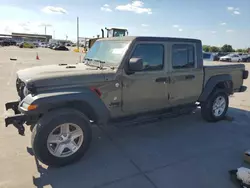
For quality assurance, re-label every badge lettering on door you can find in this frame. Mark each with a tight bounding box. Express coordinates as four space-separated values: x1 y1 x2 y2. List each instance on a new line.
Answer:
109 102 120 108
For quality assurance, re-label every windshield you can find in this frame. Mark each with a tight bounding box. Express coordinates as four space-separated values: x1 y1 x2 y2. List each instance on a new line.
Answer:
84 40 130 66
113 30 126 37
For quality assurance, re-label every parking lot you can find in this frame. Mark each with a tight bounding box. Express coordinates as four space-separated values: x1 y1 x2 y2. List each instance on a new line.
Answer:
0 46 250 188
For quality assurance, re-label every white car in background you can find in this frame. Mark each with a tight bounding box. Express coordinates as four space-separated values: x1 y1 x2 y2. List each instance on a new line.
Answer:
219 54 242 62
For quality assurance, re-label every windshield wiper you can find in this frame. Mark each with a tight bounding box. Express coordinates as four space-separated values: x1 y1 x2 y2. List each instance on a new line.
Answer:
83 58 116 70
84 58 106 69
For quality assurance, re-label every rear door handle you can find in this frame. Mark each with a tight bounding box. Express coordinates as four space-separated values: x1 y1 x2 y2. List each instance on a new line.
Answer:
185 75 195 80
155 77 167 82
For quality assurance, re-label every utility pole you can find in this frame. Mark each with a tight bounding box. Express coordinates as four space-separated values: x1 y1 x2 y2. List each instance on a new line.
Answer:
45 26 47 35
53 30 55 39
77 17 79 50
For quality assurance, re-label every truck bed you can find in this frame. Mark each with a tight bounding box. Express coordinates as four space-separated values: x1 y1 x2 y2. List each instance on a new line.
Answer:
204 60 245 69
203 60 245 91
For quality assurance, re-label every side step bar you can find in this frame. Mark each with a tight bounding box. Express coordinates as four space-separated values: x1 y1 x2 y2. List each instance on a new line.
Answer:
111 105 196 127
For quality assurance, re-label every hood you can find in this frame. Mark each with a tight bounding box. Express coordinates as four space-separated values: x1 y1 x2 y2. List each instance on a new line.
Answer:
17 63 115 88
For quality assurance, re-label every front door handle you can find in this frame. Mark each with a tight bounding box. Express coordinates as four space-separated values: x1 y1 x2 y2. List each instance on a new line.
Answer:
155 77 167 83
185 75 195 80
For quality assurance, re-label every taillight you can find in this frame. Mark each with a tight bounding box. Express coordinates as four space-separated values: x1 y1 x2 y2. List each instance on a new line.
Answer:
243 70 249 79
90 87 102 97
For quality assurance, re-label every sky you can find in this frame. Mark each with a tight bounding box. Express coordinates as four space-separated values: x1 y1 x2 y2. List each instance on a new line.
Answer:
0 0 249 49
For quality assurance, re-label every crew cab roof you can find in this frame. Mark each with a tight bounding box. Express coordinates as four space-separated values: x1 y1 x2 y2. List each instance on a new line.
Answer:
98 36 201 43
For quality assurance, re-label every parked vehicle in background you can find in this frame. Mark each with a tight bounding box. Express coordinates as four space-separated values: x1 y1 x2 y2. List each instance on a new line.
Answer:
203 52 215 61
0 39 17 46
19 42 35 48
4 36 248 167
32 43 39 48
242 54 250 62
213 52 229 61
54 45 69 51
48 44 56 49
220 54 242 62
40 43 47 48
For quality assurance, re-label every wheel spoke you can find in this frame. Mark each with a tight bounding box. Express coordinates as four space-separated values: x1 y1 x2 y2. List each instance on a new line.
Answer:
47 134 61 144
54 144 66 156
71 129 83 140
67 141 78 152
60 124 70 134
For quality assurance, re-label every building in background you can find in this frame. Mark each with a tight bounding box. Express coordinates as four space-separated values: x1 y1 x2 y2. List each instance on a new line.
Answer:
11 33 52 43
79 37 90 47
49 39 73 45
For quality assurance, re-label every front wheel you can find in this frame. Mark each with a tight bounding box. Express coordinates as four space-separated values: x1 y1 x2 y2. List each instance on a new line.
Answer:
31 109 92 167
201 90 229 122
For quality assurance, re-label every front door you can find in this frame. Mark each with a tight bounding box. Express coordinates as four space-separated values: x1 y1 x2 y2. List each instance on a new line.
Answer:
122 43 169 114
169 43 203 106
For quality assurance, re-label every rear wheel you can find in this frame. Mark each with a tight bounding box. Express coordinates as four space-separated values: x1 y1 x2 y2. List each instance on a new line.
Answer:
201 90 229 122
31 109 92 167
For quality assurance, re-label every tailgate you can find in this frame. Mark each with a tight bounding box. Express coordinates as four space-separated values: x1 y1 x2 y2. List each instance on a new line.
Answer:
203 61 245 91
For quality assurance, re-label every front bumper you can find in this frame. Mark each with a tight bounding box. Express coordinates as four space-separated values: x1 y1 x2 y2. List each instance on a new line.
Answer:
4 101 27 135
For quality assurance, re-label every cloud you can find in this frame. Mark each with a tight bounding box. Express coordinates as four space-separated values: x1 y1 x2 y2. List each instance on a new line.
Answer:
226 29 234 33
178 28 183 32
42 6 68 14
233 11 240 15
211 31 217 34
116 1 152 14
227 6 240 15
227 7 234 11
0 20 53 34
101 4 112 12
39 23 53 27
172 25 179 28
141 24 149 27
220 22 226 25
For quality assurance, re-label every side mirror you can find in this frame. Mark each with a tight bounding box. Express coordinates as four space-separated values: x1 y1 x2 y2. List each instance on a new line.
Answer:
128 58 143 72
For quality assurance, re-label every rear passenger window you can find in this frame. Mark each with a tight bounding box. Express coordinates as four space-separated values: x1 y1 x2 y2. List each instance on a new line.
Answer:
172 44 195 69
131 44 164 71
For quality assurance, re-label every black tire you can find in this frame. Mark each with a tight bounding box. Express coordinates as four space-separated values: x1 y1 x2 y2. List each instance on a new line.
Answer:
31 108 92 167
201 90 229 122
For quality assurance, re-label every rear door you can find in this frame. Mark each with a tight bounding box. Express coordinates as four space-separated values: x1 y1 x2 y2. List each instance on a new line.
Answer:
168 43 203 106
121 42 170 113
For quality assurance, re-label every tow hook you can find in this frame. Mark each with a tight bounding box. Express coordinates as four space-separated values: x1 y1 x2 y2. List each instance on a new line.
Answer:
5 114 27 136
13 122 25 136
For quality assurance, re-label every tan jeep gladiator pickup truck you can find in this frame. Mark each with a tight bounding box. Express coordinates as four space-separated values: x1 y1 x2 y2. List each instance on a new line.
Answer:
4 36 248 166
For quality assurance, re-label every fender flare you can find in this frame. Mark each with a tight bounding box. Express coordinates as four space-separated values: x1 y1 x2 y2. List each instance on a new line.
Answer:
19 90 110 125
198 74 233 102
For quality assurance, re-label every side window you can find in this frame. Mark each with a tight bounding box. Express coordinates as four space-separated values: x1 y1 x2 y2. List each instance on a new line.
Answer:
172 44 195 69
131 44 164 71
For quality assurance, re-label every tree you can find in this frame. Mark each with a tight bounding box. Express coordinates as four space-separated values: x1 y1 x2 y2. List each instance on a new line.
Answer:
221 44 234 52
202 45 210 52
209 46 220 52
236 49 244 53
